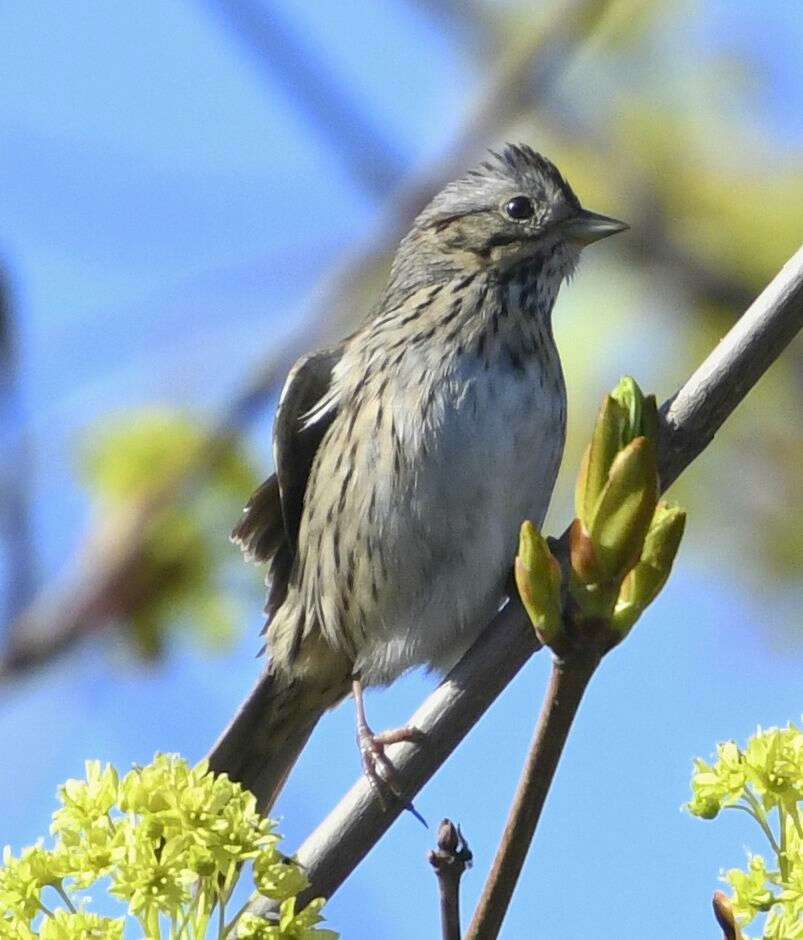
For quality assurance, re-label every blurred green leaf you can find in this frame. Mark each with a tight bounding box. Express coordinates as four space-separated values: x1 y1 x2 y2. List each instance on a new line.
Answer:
79 410 261 661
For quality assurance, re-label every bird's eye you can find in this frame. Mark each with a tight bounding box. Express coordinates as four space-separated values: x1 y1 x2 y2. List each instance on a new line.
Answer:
504 195 534 221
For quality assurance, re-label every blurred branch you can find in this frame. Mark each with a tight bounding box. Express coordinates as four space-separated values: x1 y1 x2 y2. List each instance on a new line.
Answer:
387 0 616 223
202 0 405 196
0 262 36 632
0 0 612 686
0 329 310 684
538 104 761 316
405 0 488 47
244 244 803 916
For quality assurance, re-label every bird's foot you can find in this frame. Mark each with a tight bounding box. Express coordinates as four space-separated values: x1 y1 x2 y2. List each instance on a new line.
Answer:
351 676 426 823
357 722 426 814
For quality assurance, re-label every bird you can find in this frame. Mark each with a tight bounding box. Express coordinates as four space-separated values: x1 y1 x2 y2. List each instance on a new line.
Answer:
208 144 627 813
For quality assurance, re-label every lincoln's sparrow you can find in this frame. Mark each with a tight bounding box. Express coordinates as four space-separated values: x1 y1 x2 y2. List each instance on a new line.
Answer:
209 145 627 810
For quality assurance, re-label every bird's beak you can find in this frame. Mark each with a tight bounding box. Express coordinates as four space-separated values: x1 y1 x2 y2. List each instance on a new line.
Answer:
558 209 629 246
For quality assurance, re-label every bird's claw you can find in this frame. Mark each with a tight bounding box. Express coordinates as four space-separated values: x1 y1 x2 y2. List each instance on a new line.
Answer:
357 724 426 823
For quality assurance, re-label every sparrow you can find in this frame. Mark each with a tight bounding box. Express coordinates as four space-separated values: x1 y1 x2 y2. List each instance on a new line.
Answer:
208 144 627 812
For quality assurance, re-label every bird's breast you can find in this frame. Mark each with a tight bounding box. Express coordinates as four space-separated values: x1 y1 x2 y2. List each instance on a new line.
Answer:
349 323 567 683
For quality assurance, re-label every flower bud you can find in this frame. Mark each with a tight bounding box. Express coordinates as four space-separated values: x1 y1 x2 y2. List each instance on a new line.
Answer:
567 519 599 585
575 394 627 530
515 521 562 644
610 377 659 445
588 436 658 583
641 501 686 569
575 378 659 536
436 819 460 854
568 378 678 637
612 502 686 634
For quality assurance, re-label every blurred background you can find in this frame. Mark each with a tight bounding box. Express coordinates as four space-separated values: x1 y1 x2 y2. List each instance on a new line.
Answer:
0 0 800 936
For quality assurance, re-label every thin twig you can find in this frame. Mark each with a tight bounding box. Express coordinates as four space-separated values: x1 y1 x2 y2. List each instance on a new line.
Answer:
712 890 743 940
465 650 601 940
429 819 473 940
244 244 803 918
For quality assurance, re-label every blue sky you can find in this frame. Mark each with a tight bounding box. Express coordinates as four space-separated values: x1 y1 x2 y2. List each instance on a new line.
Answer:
0 1 800 937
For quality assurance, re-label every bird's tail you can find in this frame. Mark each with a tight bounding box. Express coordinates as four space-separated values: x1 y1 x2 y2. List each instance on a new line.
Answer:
207 664 348 814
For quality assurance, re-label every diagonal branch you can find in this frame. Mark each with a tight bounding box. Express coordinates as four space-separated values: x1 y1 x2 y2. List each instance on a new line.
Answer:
244 244 803 918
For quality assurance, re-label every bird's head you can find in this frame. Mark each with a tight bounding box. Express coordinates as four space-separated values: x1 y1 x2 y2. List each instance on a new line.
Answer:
407 144 627 283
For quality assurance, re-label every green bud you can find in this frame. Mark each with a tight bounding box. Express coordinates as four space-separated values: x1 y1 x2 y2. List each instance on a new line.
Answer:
611 376 642 438
568 518 602 585
588 437 658 583
612 503 686 634
575 394 628 530
610 377 659 444
515 521 562 644
642 501 686 569
575 378 659 536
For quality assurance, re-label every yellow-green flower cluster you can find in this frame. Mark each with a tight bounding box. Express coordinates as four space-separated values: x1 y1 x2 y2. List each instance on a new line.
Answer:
0 844 70 926
0 909 126 940
236 899 337 939
40 911 125 940
0 754 337 939
688 723 803 939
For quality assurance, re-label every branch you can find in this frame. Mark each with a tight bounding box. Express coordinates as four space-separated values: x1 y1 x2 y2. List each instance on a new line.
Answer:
429 819 473 940
245 244 803 917
712 891 743 940
465 652 601 940
0 328 307 684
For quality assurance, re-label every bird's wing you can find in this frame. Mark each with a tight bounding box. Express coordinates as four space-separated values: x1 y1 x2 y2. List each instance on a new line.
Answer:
272 344 343 549
231 344 343 620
